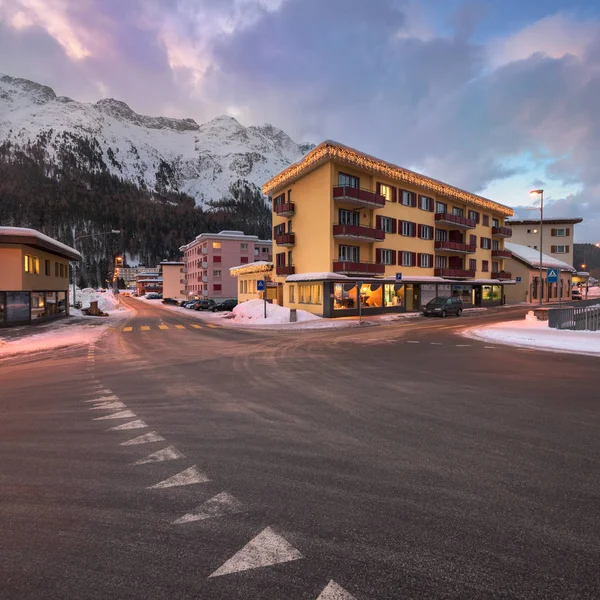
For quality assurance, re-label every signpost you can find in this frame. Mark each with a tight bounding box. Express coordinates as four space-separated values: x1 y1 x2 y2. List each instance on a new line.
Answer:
395 273 403 282
257 280 266 318
546 269 560 307
516 277 522 282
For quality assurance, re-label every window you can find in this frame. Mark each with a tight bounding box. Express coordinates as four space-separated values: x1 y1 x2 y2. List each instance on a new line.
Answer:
240 257 249 264
401 251 414 267
554 228 566 236
384 284 405 307
33 257 39 275
468 210 479 222
435 201 447 214
435 228 447 242
492 240 499 250
299 284 321 304
240 243 248 251
469 259 477 271
287 189 292 202
339 209 360 225
480 237 491 250
482 260 489 272
552 245 567 253
469 235 477 247
379 184 393 202
492 261 499 272
492 218 499 228
276 252 286 267
213 284 222 291
419 196 433 211
213 255 222 263
59 263 65 278
419 253 433 268
289 285 295 303
452 207 464 217
55 262 59 277
212 241 221 249
24 255 33 274
239 280 244 293
45 260 51 276
401 190 415 206
435 255 447 269
380 217 394 233
338 173 359 188
263 247 269 253
213 270 221 277
338 245 360 262
401 221 416 236
380 249 394 265
483 215 490 226
419 225 433 240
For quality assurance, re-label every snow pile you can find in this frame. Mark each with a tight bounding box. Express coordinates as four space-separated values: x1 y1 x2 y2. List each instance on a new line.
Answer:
73 288 122 313
231 300 320 324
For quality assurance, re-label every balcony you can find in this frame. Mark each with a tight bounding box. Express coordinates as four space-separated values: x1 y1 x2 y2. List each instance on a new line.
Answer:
492 226 512 238
182 268 188 274
201 247 208 254
201 261 208 269
434 268 476 279
332 186 386 209
492 249 512 259
180 279 187 285
275 233 296 247
333 261 385 276
202 276 208 283
274 202 295 217
435 212 477 229
276 265 295 276
332 223 385 242
434 240 476 254
491 271 512 280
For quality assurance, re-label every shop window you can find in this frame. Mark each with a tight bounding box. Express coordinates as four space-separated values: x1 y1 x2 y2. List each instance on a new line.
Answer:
384 284 404 307
334 283 358 310
6 292 30 322
0 292 5 323
360 283 383 308
452 285 473 304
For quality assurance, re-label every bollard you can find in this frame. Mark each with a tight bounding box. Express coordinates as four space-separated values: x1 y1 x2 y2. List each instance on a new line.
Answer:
290 308 297 323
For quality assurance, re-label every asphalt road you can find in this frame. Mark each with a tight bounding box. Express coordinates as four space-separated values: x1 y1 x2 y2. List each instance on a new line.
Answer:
1 298 599 600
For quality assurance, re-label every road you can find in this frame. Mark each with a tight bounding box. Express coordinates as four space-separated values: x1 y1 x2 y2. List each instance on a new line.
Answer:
2 298 599 600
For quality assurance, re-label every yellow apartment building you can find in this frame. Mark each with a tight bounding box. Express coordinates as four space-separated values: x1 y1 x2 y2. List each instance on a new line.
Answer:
160 261 186 300
0 226 81 326
263 141 515 317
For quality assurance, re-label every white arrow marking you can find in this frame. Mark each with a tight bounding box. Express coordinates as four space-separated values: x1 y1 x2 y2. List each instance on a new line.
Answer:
108 420 148 431
133 446 184 465
84 394 119 403
173 492 244 524
149 465 210 489
89 402 126 411
208 526 303 578
94 410 136 421
120 431 165 446
316 580 357 599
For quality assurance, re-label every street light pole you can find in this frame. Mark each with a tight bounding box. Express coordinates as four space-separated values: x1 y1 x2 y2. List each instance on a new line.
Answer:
530 190 544 306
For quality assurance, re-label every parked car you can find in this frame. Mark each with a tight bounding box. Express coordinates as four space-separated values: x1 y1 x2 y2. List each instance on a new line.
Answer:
572 289 583 301
145 292 161 300
162 297 179 305
211 299 238 312
194 299 216 311
184 300 201 309
423 296 463 317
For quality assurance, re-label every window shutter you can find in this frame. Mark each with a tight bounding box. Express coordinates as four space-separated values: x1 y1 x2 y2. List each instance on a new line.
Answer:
411 222 417 237
551 245 556 253
376 248 382 264
480 237 485 249
376 215 382 230
411 252 417 266
417 224 422 238
475 212 480 224
391 218 397 234
551 228 557 236
566 228 571 236
376 182 381 195
429 253 434 267
417 253 422 267
411 193 417 208
470 235 476 247
391 250 397 265
429 198 434 212
391 186 397 202
566 245 570 253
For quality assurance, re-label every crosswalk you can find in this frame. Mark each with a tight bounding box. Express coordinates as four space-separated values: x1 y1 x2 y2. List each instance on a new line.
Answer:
122 323 220 333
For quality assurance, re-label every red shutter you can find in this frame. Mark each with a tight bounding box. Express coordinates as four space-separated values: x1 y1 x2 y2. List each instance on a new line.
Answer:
411 222 417 237
213 255 222 263
470 235 476 246
566 228 571 236
376 215 382 230
376 248 382 264
391 218 397 234
417 253 423 268
411 252 417 266
391 250 397 265
551 229 557 236
391 186 397 202
429 198 434 212
240 257 249 264
214 284 222 291
417 224 422 238
411 193 417 208
480 237 485 249
551 245 556 253
376 182 381 196
566 245 570 253
429 253 434 267
475 212 480 224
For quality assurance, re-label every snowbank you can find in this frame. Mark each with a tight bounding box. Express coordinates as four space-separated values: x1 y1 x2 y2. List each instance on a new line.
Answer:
231 299 320 324
71 287 124 314
465 313 600 356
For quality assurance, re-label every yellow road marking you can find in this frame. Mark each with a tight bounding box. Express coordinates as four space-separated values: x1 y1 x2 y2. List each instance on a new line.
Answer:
175 324 186 329
140 325 150 331
159 324 169 330
191 324 203 329
123 326 133 332
207 324 218 329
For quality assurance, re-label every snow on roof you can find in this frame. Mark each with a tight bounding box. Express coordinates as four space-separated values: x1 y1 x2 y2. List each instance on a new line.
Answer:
0 226 82 260
507 217 583 226
505 242 576 271
229 261 273 274
159 261 184 265
286 272 350 282
287 273 515 284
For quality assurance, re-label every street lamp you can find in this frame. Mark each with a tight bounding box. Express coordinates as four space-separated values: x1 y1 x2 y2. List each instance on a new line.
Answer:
72 230 121 306
529 189 544 306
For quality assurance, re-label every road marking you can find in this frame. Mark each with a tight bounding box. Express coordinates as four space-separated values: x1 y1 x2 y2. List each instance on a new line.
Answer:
93 410 137 421
209 526 303 578
316 580 357 599
175 324 186 330
108 420 148 431
120 431 165 446
173 492 244 524
158 325 169 330
191 324 203 329
140 326 150 331
455 344 471 347
407 341 420 344
133 446 185 465
123 327 133 332
206 324 218 329
84 394 119 403
149 465 210 489
430 342 443 345
89 401 127 411
484 346 496 349
518 348 536 352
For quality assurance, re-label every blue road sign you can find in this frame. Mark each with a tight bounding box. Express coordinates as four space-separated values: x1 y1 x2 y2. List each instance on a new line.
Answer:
516 277 522 282
257 280 266 291
395 272 403 281
547 268 559 283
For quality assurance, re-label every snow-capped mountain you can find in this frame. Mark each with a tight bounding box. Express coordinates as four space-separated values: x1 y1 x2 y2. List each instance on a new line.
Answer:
0 73 313 204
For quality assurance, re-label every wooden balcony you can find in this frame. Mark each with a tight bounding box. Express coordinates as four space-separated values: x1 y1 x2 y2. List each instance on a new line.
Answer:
274 202 295 217
492 226 512 238
434 240 476 254
332 186 386 209
435 212 477 229
333 223 385 242
434 268 476 279
333 261 386 276
276 265 295 276
275 233 295 247
491 271 512 280
492 249 512 259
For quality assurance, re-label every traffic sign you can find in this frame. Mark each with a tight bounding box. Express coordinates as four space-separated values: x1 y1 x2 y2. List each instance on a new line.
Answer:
516 277 522 282
395 272 403 281
546 269 559 283
257 280 266 291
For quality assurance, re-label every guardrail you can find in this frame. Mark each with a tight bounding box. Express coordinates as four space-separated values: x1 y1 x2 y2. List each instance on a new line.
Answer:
548 300 600 331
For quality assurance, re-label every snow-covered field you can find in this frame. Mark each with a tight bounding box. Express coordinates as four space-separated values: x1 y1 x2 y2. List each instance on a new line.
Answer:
465 312 600 356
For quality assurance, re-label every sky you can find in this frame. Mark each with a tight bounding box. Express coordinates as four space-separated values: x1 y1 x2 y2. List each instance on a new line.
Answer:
0 0 599 242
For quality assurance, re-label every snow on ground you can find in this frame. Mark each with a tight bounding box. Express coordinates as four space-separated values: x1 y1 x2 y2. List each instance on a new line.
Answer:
70 288 128 315
231 299 319 324
464 312 600 356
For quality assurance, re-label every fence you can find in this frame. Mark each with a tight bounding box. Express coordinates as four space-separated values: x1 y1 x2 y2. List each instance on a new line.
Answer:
548 300 600 331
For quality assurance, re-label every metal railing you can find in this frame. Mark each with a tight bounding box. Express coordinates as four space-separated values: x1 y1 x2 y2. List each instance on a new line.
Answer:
548 300 600 331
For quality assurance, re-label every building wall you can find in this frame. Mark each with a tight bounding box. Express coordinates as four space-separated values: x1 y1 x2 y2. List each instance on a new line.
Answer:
161 265 185 300
0 246 23 290
504 257 572 304
509 223 575 267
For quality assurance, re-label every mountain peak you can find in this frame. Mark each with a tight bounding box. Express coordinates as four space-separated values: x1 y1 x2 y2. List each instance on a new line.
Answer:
0 74 57 105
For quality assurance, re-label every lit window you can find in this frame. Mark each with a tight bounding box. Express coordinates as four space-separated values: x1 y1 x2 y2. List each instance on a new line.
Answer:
289 285 295 303
212 242 221 249
379 184 392 202
24 255 32 274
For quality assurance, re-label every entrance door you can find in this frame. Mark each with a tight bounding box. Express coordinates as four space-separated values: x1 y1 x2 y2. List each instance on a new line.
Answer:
472 286 482 306
405 284 414 311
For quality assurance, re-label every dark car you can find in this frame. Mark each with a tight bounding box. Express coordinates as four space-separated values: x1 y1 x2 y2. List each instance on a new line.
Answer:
211 299 238 312
145 292 161 300
423 296 463 317
193 299 216 311
162 297 179 305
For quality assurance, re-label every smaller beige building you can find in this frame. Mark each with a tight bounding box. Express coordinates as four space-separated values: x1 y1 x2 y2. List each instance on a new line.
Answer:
504 242 574 304
229 261 275 303
160 261 186 300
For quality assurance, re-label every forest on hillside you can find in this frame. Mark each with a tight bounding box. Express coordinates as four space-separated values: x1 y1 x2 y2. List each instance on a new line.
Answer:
574 244 600 279
0 142 272 287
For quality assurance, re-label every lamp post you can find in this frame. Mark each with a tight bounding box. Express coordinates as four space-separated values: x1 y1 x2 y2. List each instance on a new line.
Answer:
72 230 121 306
529 190 544 306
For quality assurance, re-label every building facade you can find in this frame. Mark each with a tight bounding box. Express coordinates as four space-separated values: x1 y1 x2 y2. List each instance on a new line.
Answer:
263 141 514 317
180 231 272 299
229 261 274 303
135 268 162 296
160 261 186 300
0 227 81 326
506 218 582 268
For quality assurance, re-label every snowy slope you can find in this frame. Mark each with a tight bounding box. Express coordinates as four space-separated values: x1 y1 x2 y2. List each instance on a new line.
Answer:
0 73 312 205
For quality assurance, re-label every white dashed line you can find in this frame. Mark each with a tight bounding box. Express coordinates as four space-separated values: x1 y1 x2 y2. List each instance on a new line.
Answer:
173 492 244 524
84 395 119 403
484 346 496 349
149 465 210 489
316 580 357 599
108 420 148 431
455 344 471 347
430 342 443 345
120 431 165 446
93 410 136 421
133 446 185 465
407 341 420 344
89 401 127 411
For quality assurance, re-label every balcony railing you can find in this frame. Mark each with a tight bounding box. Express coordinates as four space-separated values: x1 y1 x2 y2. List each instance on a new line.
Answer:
492 226 512 238
201 247 208 254
274 202 295 217
491 271 512 280
202 276 208 283
434 240 476 254
333 261 386 276
434 268 476 279
201 261 208 269
332 223 385 242
492 249 512 259
435 212 477 229
332 186 386 209
275 233 295 246
276 265 295 276
180 279 187 285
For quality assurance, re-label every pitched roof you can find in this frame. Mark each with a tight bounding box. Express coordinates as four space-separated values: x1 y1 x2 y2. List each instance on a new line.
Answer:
507 218 583 226
505 242 575 271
